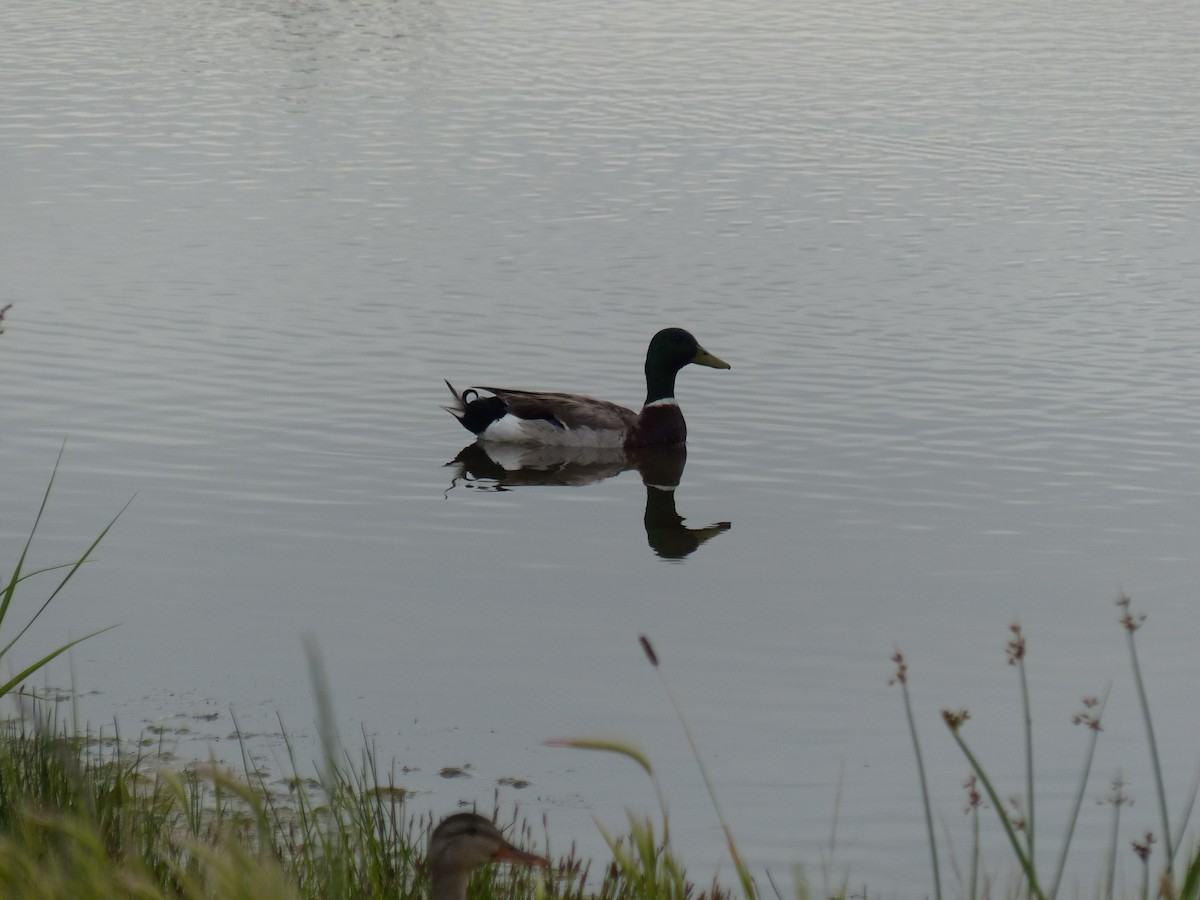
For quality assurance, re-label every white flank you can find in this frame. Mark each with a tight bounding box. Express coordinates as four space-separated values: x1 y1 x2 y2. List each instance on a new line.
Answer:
480 414 625 448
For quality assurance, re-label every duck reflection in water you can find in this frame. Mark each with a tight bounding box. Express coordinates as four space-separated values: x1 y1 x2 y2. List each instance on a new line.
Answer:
445 443 730 560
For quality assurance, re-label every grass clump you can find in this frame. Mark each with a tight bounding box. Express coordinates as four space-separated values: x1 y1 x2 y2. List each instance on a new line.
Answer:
0 699 736 900
0 702 296 899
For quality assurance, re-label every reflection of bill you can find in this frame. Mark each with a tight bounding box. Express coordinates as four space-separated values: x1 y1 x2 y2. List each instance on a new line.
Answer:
445 443 730 561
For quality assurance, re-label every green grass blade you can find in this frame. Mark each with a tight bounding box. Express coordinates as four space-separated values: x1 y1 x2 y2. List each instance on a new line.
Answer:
0 496 132 663
6 562 80 586
546 736 671 843
0 445 66 628
1172 765 1200 865
1179 845 1200 900
544 737 654 780
0 624 118 697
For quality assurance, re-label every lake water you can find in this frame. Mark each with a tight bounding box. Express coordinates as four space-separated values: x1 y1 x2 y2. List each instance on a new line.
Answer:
3 0 1200 895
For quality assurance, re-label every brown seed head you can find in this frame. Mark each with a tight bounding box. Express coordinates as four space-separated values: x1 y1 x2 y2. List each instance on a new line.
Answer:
638 635 659 668
1132 832 1156 863
1073 696 1103 731
1100 775 1133 808
1006 622 1026 665
1117 593 1146 632
963 775 983 813
942 709 970 732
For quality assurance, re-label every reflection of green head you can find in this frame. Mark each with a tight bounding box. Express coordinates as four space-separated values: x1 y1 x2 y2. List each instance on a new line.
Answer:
644 328 730 403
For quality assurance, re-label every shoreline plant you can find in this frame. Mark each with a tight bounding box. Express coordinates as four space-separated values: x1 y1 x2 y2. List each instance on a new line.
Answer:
2 445 125 702
892 596 1200 900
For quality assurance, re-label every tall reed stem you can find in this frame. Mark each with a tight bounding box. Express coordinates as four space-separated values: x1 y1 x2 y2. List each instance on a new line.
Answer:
943 710 1046 900
890 651 942 900
1047 689 1108 900
638 635 756 900
1008 624 1035 865
1118 596 1174 873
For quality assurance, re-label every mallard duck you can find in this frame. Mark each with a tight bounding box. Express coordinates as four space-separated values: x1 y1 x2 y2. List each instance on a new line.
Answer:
429 813 549 900
444 328 730 448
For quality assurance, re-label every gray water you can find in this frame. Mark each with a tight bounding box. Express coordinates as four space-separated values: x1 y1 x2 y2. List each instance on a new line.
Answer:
4 0 1200 894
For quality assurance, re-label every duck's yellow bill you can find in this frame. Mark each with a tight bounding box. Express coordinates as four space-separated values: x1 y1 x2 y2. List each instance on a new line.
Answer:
692 346 730 369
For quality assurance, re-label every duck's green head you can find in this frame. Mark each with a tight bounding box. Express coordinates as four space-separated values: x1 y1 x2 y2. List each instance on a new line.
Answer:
644 328 730 402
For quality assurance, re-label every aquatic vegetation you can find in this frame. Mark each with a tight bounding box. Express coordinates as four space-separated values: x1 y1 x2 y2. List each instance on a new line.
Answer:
892 598 1200 900
0 694 740 900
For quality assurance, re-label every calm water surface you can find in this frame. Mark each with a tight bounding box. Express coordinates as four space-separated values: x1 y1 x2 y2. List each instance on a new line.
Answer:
3 0 1200 894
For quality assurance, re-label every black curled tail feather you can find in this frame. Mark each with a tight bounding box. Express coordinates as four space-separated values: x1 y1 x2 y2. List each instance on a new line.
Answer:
442 380 507 435
442 380 466 414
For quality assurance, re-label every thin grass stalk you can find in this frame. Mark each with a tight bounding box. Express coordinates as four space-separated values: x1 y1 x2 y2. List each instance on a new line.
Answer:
1007 623 1036 868
1119 597 1175 872
943 712 1046 900
961 776 985 900
817 773 850 899
824 761 844 899
304 637 342 791
764 868 786 900
232 707 285 844
638 635 756 900
1048 688 1110 900
969 803 980 900
1019 654 1035 863
303 636 357 897
1104 791 1122 900
276 714 320 885
890 652 942 900
350 734 387 890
